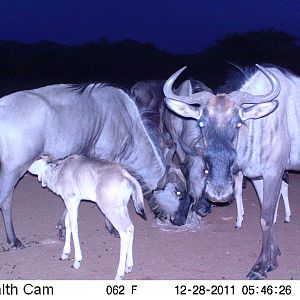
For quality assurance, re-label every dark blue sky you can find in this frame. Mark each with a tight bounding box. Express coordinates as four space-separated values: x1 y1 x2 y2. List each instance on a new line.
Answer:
1 0 300 54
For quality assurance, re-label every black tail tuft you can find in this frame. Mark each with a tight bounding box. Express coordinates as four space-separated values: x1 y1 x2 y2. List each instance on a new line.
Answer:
137 207 147 220
121 164 168 220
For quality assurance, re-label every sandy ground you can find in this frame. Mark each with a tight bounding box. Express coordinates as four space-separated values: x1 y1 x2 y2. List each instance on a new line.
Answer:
0 172 299 280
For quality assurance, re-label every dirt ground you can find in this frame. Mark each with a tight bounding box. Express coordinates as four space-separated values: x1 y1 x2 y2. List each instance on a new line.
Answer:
0 172 299 280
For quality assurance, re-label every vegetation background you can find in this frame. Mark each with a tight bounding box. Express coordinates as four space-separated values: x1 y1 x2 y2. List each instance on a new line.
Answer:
0 29 299 96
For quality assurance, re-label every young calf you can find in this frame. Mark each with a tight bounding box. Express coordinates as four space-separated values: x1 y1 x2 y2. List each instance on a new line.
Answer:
28 154 146 280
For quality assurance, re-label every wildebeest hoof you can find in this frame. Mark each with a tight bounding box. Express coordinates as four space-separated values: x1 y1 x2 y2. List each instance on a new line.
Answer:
73 260 81 269
56 223 66 241
246 270 267 280
60 252 69 260
125 265 133 273
11 239 25 250
114 274 124 280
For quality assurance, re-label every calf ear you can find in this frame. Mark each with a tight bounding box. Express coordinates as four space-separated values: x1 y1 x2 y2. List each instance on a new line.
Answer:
165 98 202 119
240 100 278 120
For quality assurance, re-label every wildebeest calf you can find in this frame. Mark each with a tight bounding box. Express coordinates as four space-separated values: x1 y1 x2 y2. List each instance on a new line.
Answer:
28 154 146 280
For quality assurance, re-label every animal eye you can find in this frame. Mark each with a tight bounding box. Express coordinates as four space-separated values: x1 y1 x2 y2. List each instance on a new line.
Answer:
204 169 209 175
236 122 242 128
176 190 181 196
199 121 205 128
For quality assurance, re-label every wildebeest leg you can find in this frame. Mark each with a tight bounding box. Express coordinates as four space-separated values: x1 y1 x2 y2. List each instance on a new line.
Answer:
60 211 71 260
0 169 25 249
242 177 247 189
105 217 120 238
107 212 133 280
235 172 244 228
280 180 291 223
56 209 67 240
254 179 290 224
252 179 263 207
247 175 282 279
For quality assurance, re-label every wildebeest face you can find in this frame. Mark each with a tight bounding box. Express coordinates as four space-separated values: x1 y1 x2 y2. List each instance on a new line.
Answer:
198 95 241 202
163 65 280 203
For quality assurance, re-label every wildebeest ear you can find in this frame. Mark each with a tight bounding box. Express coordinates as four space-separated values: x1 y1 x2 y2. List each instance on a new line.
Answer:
240 100 278 121
165 98 203 120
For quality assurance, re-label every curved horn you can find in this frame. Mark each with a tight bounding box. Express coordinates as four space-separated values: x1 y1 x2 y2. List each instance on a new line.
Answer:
165 144 177 168
230 64 281 105
178 137 202 156
163 67 213 105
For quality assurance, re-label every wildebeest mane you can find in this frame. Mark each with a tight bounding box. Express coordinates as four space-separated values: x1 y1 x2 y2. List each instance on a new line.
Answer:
68 82 132 97
136 105 166 165
217 63 294 94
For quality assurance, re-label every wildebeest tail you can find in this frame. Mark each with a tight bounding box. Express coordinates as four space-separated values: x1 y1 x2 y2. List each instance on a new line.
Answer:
123 170 147 220
121 164 168 220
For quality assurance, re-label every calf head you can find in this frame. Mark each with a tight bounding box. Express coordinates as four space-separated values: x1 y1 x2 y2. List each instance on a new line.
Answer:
28 154 57 186
164 65 280 203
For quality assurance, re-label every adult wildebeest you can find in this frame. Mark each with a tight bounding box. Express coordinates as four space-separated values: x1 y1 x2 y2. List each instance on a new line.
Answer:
29 154 146 280
0 82 183 250
163 64 299 279
131 78 213 219
131 81 191 225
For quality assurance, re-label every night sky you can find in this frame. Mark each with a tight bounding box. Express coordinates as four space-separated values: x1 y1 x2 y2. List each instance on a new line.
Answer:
1 0 300 54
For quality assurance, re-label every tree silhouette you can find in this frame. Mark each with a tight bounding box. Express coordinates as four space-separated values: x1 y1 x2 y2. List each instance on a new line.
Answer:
0 29 299 96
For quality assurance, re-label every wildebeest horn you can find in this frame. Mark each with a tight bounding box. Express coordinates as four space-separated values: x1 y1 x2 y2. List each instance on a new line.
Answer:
163 67 213 105
230 64 281 105
165 144 177 168
178 137 203 156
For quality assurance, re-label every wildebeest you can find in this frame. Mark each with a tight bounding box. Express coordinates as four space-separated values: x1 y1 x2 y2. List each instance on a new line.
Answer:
0 82 183 250
131 78 213 220
131 81 191 225
29 154 145 280
132 80 192 225
163 64 299 279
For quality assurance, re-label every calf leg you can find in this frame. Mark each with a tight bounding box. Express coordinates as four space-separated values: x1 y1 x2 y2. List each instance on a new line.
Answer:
103 206 134 280
61 198 82 269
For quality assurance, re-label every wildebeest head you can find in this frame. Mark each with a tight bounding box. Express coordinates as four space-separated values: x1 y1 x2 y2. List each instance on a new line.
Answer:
163 65 280 203
153 144 192 225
